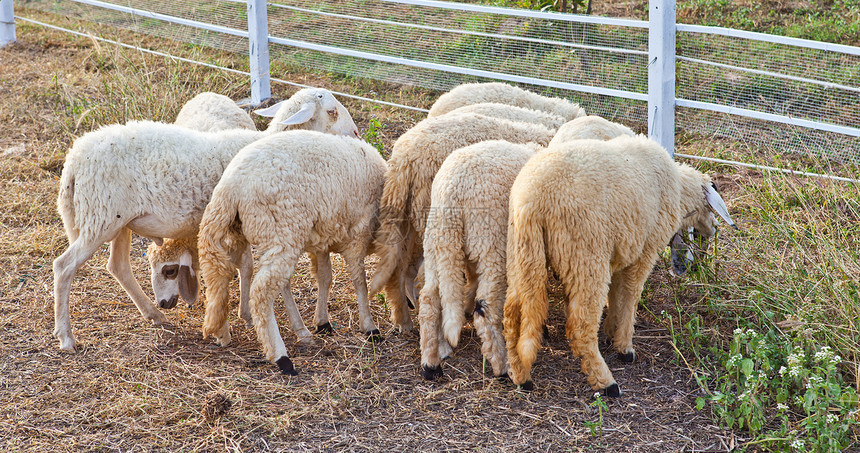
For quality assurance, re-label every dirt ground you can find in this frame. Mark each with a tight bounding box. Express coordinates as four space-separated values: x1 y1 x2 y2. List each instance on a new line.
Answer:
0 21 747 452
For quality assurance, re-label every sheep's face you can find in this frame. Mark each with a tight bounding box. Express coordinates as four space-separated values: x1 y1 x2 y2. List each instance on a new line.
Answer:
314 91 359 138
671 181 735 276
257 88 359 138
149 250 199 309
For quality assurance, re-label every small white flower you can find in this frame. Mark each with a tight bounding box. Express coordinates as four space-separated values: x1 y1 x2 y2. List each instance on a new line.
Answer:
777 403 788 411
789 366 802 378
734 328 743 336
779 366 787 376
827 414 838 423
790 439 805 450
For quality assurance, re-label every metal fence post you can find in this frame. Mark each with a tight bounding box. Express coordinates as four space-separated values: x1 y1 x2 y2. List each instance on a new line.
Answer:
1 0 15 48
247 0 271 105
648 0 676 157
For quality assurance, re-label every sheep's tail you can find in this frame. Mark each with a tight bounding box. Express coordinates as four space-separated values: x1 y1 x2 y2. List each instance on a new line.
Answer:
503 205 549 385
199 191 247 340
369 161 413 297
434 212 468 348
56 161 79 243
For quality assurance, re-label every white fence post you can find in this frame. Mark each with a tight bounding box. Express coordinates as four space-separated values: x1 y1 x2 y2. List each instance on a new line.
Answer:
247 0 271 105
1 0 15 47
648 0 676 157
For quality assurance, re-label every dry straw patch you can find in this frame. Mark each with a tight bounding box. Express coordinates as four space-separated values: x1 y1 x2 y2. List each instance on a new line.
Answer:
3 7 858 452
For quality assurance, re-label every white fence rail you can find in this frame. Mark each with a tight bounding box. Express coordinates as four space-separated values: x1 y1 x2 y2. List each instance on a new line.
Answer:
5 0 860 179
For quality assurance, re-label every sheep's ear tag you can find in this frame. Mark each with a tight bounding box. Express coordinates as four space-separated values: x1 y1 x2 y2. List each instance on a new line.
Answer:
703 184 737 229
178 252 198 306
253 101 286 118
279 103 316 126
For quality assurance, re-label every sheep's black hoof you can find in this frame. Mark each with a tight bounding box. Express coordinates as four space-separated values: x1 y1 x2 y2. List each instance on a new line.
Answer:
276 356 298 376
315 322 334 335
473 299 486 317
495 373 511 383
519 381 535 392
604 383 621 398
421 364 443 380
618 351 636 363
366 329 384 343
542 324 550 341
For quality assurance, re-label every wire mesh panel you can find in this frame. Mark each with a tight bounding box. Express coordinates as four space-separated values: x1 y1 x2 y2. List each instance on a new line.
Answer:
265 0 650 125
676 29 860 166
19 0 250 54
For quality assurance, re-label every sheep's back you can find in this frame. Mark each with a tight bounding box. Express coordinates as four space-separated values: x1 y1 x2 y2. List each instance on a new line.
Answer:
62 122 263 239
510 135 681 267
218 131 386 253
390 113 552 236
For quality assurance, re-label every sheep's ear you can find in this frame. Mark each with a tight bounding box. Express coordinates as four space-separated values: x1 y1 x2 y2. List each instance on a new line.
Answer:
278 102 316 126
178 252 198 307
703 184 737 229
253 101 286 118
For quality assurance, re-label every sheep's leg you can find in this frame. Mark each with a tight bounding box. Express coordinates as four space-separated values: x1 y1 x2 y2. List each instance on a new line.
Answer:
471 261 508 378
387 227 419 332
463 265 478 316
556 258 618 396
53 234 113 351
418 277 446 379
609 258 654 363
108 228 167 324
280 280 314 345
402 256 421 309
603 275 623 344
342 248 382 341
236 244 254 327
251 250 301 375
384 265 414 333
310 252 334 334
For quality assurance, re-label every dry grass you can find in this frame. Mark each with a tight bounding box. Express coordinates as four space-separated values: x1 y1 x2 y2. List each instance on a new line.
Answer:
2 7 858 452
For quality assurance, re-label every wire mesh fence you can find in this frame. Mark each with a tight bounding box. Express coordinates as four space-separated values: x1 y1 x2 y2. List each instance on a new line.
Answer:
13 0 860 179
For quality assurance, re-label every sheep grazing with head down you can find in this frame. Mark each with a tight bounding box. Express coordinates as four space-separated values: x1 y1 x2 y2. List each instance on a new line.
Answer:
144 92 258 326
428 82 585 120
418 140 540 380
418 116 633 380
503 135 735 396
51 88 358 351
369 113 557 333
198 130 387 375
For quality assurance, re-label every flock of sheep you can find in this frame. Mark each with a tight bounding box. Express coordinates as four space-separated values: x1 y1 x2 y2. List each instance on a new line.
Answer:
51 82 735 396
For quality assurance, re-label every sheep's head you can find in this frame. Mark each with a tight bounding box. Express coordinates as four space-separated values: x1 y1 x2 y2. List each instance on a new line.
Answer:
672 168 736 276
255 88 359 138
147 239 199 309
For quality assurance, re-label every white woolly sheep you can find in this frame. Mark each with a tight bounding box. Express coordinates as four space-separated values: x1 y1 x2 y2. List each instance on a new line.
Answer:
198 130 387 375
428 82 585 120
369 113 556 333
52 88 359 351
503 135 735 396
418 140 541 380
445 102 569 131
173 92 257 132
418 115 635 380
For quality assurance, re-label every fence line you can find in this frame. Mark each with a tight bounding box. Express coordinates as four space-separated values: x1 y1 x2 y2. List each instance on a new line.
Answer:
6 0 859 181
676 153 860 183
13 15 426 113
